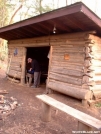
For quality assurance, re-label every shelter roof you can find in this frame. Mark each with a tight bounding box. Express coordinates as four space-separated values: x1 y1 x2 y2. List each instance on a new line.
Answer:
0 2 101 40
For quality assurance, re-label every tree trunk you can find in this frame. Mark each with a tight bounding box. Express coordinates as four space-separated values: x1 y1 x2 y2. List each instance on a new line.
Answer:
9 0 24 24
39 0 42 14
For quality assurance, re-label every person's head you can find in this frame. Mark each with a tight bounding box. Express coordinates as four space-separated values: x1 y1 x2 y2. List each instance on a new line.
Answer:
27 58 32 63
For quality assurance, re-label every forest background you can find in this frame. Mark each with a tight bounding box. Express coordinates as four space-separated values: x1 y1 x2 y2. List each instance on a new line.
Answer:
0 0 101 70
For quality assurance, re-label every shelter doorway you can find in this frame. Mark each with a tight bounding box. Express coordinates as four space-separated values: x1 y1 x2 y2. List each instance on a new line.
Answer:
26 46 50 85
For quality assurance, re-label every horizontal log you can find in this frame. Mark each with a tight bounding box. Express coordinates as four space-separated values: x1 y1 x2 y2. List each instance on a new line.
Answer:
82 76 93 83
9 42 50 47
81 84 91 90
53 50 84 53
10 65 21 69
82 81 95 86
11 61 22 64
10 68 22 72
87 34 101 41
66 40 94 45
51 62 84 71
52 56 84 63
50 42 67 46
50 66 84 77
8 53 23 56
9 32 94 44
52 52 85 58
53 45 85 48
49 72 82 85
11 60 22 63
7 70 21 79
8 56 23 60
7 76 20 83
84 59 92 67
47 80 92 99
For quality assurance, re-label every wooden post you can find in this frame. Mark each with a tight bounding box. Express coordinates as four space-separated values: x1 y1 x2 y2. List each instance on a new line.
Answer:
46 46 53 94
41 102 51 122
29 77 32 87
78 121 92 132
21 47 27 85
82 99 89 107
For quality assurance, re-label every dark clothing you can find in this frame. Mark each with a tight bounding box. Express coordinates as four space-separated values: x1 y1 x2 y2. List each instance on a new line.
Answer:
34 72 41 87
26 62 32 73
31 59 41 87
26 62 34 74
31 59 40 72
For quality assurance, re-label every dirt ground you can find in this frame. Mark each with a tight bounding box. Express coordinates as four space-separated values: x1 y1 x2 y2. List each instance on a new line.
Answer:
0 69 101 134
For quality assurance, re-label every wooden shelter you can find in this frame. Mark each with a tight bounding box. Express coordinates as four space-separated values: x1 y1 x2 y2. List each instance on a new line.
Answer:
0 2 101 102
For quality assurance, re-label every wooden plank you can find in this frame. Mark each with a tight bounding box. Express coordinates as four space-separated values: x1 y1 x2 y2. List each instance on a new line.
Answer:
46 46 52 93
21 47 26 84
36 95 101 131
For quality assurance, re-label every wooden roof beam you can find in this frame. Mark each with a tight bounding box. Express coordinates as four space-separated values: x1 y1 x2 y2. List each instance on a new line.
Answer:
29 24 48 35
66 15 88 31
49 19 72 32
22 27 39 35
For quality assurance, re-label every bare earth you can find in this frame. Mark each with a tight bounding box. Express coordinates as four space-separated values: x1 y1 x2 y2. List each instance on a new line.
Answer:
0 69 101 134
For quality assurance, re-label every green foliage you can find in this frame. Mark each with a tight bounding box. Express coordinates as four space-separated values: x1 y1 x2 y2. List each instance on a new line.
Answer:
0 0 54 64
95 102 101 108
21 0 53 19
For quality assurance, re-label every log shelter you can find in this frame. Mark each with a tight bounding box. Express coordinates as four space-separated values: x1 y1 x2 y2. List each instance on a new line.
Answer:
0 2 101 102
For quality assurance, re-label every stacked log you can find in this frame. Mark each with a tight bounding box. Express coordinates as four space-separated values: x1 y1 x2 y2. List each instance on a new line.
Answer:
6 47 23 79
8 31 101 100
47 32 101 100
83 35 101 100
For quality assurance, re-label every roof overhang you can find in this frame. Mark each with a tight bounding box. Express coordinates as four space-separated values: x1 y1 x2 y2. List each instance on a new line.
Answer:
0 2 101 41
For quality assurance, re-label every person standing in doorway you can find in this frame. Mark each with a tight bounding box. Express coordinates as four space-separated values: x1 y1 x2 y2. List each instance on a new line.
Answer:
26 58 34 87
31 58 41 88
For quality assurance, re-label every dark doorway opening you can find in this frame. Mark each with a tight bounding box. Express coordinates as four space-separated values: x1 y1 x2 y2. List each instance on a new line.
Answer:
26 46 50 84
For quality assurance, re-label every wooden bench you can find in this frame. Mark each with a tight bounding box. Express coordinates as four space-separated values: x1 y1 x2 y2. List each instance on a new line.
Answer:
36 94 101 132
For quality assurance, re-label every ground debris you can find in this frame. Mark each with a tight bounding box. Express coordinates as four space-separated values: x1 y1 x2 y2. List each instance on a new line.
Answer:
0 92 18 119
0 90 8 94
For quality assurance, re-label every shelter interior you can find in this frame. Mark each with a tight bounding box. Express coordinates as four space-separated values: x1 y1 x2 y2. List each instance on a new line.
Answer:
26 46 50 84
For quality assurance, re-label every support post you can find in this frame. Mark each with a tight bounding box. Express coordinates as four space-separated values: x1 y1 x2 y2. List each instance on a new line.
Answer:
78 121 92 132
21 47 27 85
82 99 89 107
41 102 51 122
46 46 53 93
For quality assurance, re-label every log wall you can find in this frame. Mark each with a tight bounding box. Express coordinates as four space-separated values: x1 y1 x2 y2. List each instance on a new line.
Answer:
6 47 23 79
8 31 101 100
